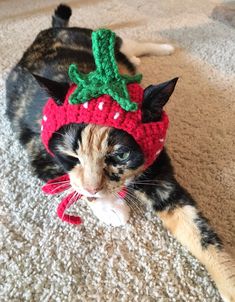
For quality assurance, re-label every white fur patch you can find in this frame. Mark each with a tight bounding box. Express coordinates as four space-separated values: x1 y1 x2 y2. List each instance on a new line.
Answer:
120 38 175 65
87 197 130 226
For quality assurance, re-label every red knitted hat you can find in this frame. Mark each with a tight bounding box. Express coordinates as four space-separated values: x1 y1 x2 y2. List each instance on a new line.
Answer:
41 29 169 168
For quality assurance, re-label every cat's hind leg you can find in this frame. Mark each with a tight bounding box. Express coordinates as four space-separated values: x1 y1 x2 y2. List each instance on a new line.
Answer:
120 38 175 66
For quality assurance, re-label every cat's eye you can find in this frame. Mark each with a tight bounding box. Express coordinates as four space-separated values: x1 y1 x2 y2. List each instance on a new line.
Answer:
116 151 130 162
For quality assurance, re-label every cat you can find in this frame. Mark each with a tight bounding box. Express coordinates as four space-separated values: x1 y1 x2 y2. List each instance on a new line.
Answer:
5 4 235 302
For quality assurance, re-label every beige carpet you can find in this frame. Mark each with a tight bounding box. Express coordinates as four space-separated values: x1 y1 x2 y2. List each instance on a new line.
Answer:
0 0 234 301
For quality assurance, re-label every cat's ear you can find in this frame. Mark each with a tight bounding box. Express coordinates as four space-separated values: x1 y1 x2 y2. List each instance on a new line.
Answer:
142 77 178 123
32 74 70 105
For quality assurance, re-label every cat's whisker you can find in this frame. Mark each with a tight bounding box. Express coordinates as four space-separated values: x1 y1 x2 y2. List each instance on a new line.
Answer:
46 180 70 185
113 191 131 207
125 189 145 205
52 131 68 138
49 180 70 186
112 192 140 214
46 186 73 219
66 190 81 224
126 194 146 214
131 179 160 184
125 194 144 215
124 196 138 213
131 182 159 186
133 179 159 182
124 191 145 215
48 183 71 194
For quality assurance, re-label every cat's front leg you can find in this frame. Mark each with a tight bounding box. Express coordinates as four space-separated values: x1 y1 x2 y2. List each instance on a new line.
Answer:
155 190 235 302
135 178 235 302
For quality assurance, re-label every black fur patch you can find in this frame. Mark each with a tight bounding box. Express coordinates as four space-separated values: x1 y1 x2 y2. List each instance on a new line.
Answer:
32 74 70 106
118 168 124 174
52 4 72 28
131 149 195 211
104 169 120 182
19 121 35 145
105 155 118 167
115 51 136 75
55 153 80 172
54 4 72 20
195 213 223 249
49 123 86 171
55 48 95 70
142 78 178 123
31 149 64 181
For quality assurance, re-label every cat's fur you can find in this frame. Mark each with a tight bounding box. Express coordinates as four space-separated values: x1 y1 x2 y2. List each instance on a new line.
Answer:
5 4 235 301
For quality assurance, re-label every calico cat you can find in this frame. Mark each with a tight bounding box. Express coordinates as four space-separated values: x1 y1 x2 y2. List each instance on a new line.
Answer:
5 4 235 302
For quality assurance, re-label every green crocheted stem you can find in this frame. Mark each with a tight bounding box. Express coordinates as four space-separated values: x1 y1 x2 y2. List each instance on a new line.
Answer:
92 29 119 80
68 29 142 111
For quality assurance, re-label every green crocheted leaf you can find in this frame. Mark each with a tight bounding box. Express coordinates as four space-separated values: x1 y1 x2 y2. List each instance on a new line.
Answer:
68 29 142 111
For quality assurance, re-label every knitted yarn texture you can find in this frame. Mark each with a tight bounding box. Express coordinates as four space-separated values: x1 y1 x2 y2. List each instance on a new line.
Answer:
68 29 142 111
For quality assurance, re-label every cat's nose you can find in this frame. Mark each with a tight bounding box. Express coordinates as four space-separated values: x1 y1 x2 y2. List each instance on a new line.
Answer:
84 186 102 195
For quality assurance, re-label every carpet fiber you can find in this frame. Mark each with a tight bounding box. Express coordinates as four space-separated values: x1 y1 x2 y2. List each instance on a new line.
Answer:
0 0 234 301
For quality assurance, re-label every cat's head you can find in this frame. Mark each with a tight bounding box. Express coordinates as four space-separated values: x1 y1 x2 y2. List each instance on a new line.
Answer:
34 74 178 198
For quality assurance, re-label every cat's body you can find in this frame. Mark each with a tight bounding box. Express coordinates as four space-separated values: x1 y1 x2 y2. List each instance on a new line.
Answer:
5 5 235 302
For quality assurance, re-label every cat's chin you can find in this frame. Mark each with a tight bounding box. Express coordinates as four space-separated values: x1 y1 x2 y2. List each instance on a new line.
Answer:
85 196 130 227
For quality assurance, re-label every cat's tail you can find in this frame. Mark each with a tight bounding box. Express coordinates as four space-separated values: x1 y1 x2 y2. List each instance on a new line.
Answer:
52 4 72 28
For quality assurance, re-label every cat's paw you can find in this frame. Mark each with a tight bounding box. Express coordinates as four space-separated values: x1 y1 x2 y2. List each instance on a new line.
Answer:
129 56 141 66
157 44 175 55
87 197 130 226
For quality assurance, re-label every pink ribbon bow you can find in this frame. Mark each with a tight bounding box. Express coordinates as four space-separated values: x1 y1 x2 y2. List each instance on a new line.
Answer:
42 174 82 225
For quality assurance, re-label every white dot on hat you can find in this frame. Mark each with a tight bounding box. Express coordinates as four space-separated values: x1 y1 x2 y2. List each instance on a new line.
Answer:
43 115 47 121
114 112 120 120
83 102 88 109
98 102 104 110
41 125 43 131
159 138 164 143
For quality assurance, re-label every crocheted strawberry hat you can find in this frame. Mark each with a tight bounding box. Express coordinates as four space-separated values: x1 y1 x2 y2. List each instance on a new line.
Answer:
41 29 169 168
40 29 169 225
